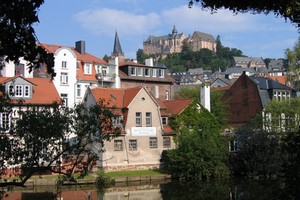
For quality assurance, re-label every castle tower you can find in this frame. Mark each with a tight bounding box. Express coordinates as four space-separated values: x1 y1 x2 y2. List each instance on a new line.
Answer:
112 31 125 62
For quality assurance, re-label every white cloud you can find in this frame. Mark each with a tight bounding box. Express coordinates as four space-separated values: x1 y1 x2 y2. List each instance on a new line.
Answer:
161 6 257 34
74 8 161 37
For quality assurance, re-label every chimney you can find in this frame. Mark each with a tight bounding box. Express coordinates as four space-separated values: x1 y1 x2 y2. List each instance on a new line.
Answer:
145 58 154 67
200 85 211 112
75 40 86 54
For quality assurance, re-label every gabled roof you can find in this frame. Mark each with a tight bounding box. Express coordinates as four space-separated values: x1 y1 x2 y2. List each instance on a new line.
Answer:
163 99 193 115
0 77 60 105
39 43 107 64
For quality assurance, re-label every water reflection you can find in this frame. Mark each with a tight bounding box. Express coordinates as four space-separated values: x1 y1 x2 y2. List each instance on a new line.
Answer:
2 178 299 200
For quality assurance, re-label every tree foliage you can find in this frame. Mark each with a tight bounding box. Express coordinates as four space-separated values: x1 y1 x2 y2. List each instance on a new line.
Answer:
164 101 229 181
161 37 243 72
286 37 300 90
188 0 300 28
0 101 120 187
0 0 55 77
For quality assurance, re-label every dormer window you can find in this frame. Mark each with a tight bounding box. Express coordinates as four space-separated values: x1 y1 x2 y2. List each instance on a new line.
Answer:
9 84 31 98
145 68 150 77
152 69 157 77
137 68 143 76
158 69 164 78
84 63 92 75
130 67 136 76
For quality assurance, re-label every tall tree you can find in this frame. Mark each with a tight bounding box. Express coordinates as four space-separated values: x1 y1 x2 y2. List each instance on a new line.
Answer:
0 0 55 77
0 101 120 187
286 37 300 90
165 102 229 181
188 0 300 28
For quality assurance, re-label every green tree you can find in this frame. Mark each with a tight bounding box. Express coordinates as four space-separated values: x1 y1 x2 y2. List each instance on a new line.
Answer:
165 101 229 181
0 101 120 187
188 0 300 28
136 49 150 63
286 37 300 90
0 0 55 77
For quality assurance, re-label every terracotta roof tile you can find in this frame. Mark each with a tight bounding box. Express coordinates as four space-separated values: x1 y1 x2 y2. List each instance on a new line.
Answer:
0 77 61 105
163 99 193 115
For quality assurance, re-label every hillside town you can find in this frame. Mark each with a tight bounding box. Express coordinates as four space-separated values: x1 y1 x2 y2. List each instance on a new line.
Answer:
0 26 296 183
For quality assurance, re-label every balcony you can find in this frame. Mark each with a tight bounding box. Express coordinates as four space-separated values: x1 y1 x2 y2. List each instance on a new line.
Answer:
95 73 116 82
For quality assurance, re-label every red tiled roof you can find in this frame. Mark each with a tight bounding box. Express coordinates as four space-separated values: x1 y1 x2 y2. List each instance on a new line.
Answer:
0 77 61 105
163 99 193 115
39 43 108 81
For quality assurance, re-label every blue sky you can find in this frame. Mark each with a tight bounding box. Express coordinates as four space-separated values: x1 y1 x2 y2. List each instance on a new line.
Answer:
34 0 300 60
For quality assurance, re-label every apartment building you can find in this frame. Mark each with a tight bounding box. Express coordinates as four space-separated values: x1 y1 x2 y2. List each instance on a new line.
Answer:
84 86 193 171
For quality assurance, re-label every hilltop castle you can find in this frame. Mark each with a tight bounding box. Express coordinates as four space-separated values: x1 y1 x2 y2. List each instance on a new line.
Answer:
143 26 216 57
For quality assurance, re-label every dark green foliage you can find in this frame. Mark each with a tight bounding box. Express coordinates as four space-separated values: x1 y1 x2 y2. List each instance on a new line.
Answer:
0 0 55 77
0 100 120 187
165 102 229 181
230 129 284 178
161 37 243 72
188 0 300 28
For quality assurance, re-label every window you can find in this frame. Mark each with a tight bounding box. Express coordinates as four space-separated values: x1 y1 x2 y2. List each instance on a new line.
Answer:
158 69 164 78
114 140 123 151
113 116 122 126
60 72 68 84
130 67 136 76
61 93 68 107
137 67 143 76
15 85 23 97
62 61 67 68
152 69 157 77
162 117 167 125
146 112 152 127
163 137 171 148
24 85 30 97
149 137 157 148
145 68 150 77
8 85 14 96
136 112 142 127
129 140 137 151
102 66 108 76
229 140 238 152
76 84 81 97
0 113 10 130
16 63 25 76
84 63 92 74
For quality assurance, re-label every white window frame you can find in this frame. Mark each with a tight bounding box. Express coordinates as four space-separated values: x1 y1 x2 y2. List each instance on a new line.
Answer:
146 112 152 127
84 63 92 75
60 72 68 85
15 85 23 97
144 68 150 77
162 117 167 125
158 69 164 78
24 85 30 97
130 67 136 76
136 112 142 127
0 112 10 130
137 67 143 76
102 66 108 76
152 69 157 77
61 93 68 107
113 116 122 126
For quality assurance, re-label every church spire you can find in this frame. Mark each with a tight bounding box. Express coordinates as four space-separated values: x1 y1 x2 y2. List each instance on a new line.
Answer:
112 31 124 62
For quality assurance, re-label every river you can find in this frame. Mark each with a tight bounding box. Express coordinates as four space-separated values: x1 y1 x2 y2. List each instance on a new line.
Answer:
2 178 300 199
